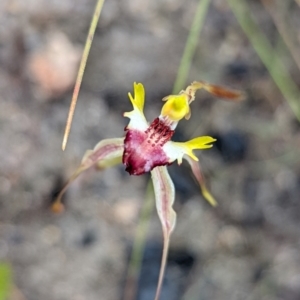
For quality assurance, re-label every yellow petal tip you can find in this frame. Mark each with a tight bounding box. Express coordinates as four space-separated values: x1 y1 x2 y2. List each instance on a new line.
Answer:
202 187 218 207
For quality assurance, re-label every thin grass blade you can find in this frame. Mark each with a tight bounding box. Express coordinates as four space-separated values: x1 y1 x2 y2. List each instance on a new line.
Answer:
62 0 106 150
227 0 300 122
123 182 155 300
173 0 212 94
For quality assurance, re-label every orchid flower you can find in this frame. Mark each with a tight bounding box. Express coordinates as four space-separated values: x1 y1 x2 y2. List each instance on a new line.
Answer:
53 81 243 300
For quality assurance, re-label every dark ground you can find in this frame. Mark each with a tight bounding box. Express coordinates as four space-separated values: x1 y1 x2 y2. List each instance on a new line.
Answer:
1 0 300 299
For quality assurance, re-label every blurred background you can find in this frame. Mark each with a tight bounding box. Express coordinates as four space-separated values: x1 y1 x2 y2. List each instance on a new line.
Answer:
0 0 300 299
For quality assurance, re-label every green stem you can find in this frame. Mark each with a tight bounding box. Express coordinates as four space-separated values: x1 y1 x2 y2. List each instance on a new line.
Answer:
123 181 155 300
125 1 212 298
173 0 211 94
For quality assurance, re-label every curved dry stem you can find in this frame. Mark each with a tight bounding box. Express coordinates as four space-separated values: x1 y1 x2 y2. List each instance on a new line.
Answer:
62 0 106 150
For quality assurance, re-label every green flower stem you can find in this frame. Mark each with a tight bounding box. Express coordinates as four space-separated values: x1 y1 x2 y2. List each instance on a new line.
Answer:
123 181 155 300
0 262 12 300
125 1 212 298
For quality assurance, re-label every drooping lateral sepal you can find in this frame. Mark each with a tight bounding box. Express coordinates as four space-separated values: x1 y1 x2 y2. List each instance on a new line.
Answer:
81 138 124 169
184 155 217 206
151 166 176 300
151 166 176 235
52 138 124 212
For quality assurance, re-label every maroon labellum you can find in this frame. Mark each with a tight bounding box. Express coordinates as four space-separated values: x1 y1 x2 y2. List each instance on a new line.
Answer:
123 118 174 175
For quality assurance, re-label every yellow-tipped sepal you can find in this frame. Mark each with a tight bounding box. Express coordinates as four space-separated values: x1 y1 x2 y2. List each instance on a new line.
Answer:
163 136 216 165
179 136 217 161
184 155 217 207
127 82 145 112
124 82 148 131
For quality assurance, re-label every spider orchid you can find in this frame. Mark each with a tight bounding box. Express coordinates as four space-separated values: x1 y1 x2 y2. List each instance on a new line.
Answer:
53 81 243 300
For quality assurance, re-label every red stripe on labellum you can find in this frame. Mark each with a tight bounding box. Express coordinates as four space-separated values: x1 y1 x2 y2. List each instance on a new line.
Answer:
123 118 174 175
